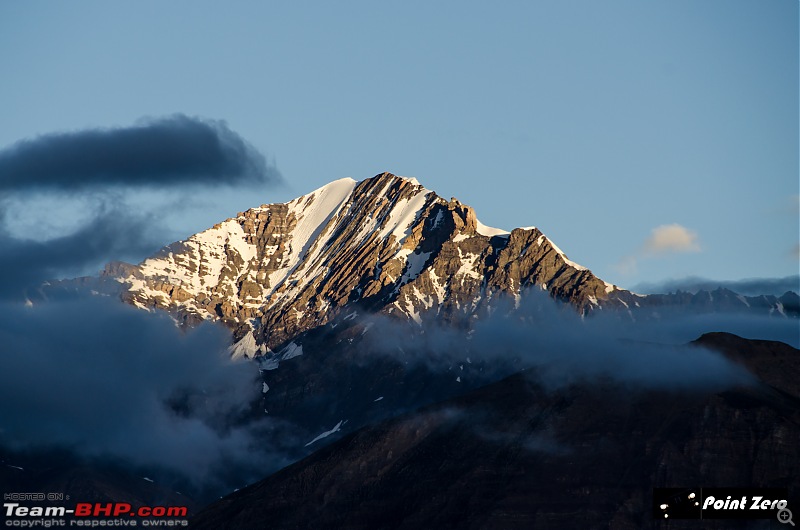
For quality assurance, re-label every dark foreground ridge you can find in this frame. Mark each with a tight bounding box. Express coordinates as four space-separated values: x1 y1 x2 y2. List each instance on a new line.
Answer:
190 333 799 530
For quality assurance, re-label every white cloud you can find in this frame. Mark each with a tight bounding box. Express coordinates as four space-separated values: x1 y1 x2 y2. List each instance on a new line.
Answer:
643 224 701 255
614 223 702 276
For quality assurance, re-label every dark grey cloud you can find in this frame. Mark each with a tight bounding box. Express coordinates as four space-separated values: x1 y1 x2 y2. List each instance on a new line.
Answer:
632 275 800 296
0 198 162 301
0 115 280 191
0 296 299 494
0 115 283 301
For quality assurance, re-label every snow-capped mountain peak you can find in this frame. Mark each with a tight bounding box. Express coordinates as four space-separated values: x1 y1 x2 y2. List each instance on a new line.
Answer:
108 172 622 349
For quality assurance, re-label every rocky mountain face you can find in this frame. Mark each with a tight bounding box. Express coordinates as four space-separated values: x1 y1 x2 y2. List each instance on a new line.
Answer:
104 172 795 354
104 172 622 351
190 333 800 530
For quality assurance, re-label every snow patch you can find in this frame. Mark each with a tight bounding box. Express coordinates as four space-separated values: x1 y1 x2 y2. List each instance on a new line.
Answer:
258 356 280 371
280 342 303 360
431 209 445 228
377 188 430 244
475 219 510 238
736 294 750 308
456 249 483 281
397 175 420 186
229 332 258 360
271 178 357 292
545 237 587 271
428 268 448 304
305 420 346 446
400 250 431 283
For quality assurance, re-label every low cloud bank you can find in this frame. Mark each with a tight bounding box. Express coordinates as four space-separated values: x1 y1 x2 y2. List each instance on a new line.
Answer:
361 291 794 390
0 296 298 495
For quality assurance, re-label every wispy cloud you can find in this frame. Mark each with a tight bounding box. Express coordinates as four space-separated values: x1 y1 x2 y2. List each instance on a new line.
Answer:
0 200 159 300
614 255 638 275
615 223 701 276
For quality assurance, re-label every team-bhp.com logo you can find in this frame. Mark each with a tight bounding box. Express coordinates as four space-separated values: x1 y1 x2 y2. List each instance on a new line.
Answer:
75 504 187 518
5 503 187 517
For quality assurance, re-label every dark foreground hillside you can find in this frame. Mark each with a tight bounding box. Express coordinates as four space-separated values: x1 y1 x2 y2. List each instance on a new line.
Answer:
191 333 799 529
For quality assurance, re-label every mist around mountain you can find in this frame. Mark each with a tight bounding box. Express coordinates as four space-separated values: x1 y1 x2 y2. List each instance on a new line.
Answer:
1 173 797 526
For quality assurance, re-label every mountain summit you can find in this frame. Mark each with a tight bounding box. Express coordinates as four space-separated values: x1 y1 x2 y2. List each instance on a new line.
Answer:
104 172 795 352
106 173 623 349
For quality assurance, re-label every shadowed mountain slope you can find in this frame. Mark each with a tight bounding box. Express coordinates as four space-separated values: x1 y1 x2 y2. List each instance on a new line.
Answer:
191 333 799 530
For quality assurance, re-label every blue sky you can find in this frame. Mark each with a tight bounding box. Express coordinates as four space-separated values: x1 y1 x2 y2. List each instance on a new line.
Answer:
0 0 797 289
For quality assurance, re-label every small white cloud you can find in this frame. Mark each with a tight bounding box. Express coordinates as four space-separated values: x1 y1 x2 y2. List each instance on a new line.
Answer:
614 223 701 276
643 224 701 255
